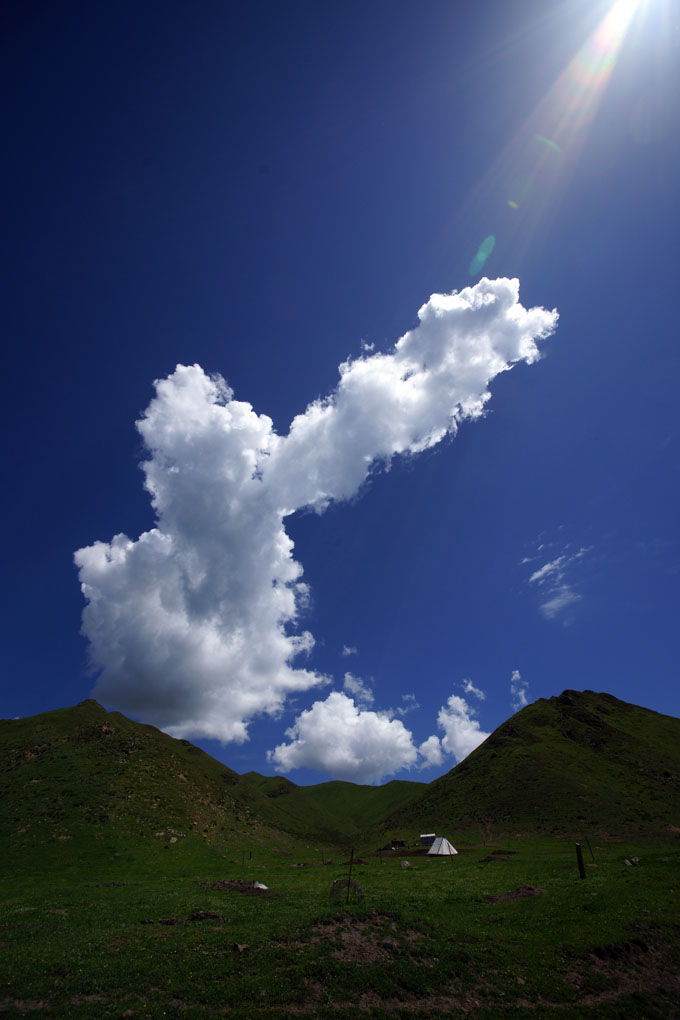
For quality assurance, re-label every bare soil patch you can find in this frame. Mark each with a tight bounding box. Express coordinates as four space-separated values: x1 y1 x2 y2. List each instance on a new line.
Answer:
139 910 229 925
485 885 547 904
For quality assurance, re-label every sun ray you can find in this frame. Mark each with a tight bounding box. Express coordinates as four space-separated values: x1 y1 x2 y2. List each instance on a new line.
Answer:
462 0 642 275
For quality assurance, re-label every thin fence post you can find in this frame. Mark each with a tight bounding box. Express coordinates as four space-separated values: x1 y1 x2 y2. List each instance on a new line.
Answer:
575 842 586 879
584 836 595 862
346 847 355 905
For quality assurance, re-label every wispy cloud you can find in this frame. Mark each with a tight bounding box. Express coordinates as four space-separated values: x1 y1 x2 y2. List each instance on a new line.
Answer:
342 672 374 705
75 278 557 745
510 669 529 711
396 693 420 717
525 540 589 623
341 644 358 657
462 678 486 700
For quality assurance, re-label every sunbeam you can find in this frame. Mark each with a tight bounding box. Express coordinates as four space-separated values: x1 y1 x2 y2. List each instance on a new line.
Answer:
463 0 643 274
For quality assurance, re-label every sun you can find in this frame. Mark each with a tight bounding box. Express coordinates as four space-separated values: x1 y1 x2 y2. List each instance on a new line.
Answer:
598 0 642 46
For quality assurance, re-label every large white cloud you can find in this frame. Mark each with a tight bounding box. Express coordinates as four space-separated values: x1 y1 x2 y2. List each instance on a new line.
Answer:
267 691 420 783
268 684 490 782
75 277 557 745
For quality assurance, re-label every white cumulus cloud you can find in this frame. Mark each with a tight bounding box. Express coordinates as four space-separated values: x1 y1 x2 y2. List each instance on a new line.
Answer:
75 278 557 745
267 692 419 783
437 693 490 763
418 734 444 768
268 683 493 781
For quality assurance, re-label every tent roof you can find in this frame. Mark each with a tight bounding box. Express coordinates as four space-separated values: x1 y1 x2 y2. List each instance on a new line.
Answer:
427 836 458 855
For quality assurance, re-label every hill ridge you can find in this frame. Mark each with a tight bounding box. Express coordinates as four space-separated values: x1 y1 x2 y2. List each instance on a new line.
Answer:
2 689 679 874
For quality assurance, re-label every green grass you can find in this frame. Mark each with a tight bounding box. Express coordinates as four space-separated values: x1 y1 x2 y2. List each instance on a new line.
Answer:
2 837 679 1018
238 774 425 845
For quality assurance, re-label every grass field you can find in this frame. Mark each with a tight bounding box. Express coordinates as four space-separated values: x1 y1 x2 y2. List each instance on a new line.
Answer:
2 836 679 1019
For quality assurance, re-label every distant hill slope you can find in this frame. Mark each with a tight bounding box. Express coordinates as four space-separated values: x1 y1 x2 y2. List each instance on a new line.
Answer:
3 691 679 871
381 690 680 842
0 700 423 870
238 773 424 844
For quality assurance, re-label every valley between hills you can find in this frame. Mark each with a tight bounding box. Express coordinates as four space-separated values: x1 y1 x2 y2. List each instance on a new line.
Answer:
1 690 679 1018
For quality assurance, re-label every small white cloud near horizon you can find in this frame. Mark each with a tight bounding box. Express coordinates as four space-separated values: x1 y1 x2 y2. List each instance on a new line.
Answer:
342 672 374 705
526 542 589 623
510 669 530 711
267 682 491 783
75 277 557 746
267 691 419 783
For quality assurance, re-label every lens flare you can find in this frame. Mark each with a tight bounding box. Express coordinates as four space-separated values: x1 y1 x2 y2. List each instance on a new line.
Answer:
469 235 496 276
534 135 562 154
456 0 641 269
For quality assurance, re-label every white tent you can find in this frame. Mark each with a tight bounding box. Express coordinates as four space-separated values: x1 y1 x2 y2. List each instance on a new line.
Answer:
427 836 458 856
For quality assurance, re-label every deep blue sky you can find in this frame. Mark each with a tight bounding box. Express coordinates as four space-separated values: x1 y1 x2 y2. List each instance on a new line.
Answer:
3 0 679 783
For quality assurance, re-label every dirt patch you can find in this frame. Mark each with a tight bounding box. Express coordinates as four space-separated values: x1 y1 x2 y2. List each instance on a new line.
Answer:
0 999 50 1011
562 926 680 1006
312 911 425 965
485 885 547 904
197 878 280 898
140 911 229 925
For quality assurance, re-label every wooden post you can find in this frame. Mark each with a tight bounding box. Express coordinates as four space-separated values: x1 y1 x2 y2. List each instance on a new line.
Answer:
575 842 586 879
346 847 355 905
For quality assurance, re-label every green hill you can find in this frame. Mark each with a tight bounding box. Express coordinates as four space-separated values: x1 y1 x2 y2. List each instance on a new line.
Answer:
381 689 680 843
238 772 424 844
3 690 679 874
0 699 286 873
0 699 422 872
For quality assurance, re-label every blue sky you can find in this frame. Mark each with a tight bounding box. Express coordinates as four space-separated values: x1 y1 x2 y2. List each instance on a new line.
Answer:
3 0 679 784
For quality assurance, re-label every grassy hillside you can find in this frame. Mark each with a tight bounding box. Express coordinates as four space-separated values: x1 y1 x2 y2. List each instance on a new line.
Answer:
0 699 300 874
238 773 424 845
3 690 679 877
0 700 422 874
380 690 680 844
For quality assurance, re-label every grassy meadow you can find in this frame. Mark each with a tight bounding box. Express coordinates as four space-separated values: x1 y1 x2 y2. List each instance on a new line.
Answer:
3 694 679 1017
2 835 679 1019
